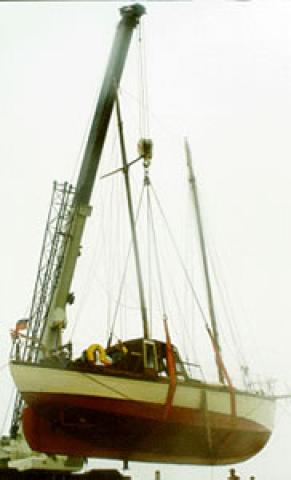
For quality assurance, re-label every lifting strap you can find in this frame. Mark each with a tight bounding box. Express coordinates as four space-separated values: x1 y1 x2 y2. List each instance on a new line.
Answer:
206 326 236 417
163 316 177 419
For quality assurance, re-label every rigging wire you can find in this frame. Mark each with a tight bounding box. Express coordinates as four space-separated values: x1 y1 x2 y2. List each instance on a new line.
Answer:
103 128 120 339
146 175 207 377
68 187 111 341
170 281 206 379
149 183 210 331
137 19 150 138
68 125 121 341
145 184 206 379
184 156 274 386
185 167 264 383
203 210 268 379
147 181 219 379
68 74 149 345
117 84 183 146
184 211 202 369
147 189 167 316
69 79 102 187
193 200 248 368
108 185 146 344
194 230 248 377
146 182 153 334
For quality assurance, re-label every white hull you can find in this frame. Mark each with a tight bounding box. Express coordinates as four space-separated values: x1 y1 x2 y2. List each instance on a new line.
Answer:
10 361 275 465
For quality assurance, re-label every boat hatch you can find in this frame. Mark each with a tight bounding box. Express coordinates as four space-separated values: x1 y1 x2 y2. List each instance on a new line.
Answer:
143 340 158 372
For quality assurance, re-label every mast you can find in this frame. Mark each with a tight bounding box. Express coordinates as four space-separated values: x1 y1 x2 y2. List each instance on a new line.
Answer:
115 95 149 339
185 139 224 384
41 4 145 353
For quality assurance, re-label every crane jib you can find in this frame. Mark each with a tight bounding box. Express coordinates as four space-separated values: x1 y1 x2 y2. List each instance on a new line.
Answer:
76 4 146 207
40 3 145 354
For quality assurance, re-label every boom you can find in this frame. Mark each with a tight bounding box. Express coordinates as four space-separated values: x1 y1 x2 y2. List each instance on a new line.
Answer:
41 4 145 353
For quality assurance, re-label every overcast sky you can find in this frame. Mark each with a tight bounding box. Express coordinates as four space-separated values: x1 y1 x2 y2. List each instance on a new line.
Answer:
1 1 291 479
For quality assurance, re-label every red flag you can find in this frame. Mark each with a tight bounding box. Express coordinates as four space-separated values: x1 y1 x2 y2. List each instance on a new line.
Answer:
15 319 29 332
10 319 28 339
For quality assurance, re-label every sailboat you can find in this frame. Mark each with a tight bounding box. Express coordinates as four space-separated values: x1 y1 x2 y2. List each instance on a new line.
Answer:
9 4 275 467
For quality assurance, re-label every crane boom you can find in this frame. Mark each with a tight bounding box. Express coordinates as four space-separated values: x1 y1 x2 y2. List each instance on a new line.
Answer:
76 4 145 205
41 4 145 353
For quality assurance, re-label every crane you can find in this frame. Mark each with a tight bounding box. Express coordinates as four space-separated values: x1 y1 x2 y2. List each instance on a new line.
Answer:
0 4 145 477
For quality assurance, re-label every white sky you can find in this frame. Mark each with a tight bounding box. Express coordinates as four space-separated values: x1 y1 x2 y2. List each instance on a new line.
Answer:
1 1 291 479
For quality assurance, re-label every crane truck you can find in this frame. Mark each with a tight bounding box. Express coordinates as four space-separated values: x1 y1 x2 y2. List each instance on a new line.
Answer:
0 4 145 479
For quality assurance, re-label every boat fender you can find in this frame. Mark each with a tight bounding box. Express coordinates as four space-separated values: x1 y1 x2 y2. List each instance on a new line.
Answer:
86 344 112 366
